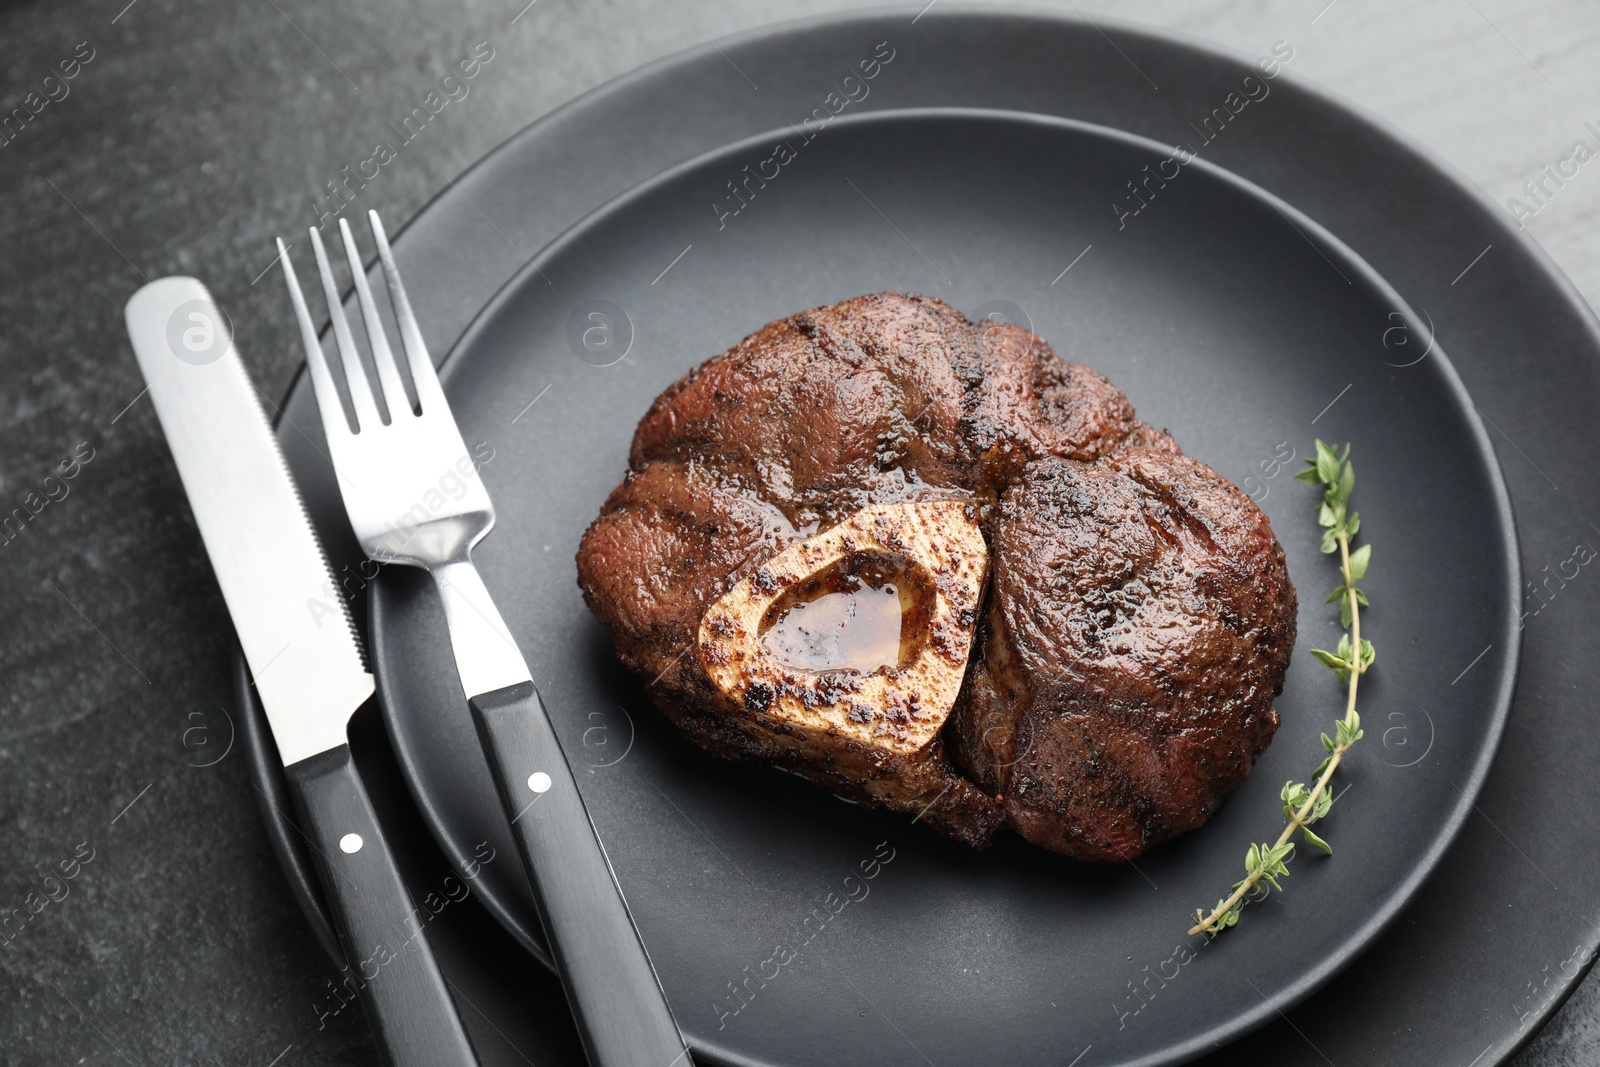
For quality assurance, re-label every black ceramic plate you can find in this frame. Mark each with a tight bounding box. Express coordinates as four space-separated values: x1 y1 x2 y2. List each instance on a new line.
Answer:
362 108 1517 1067
237 10 1600 1067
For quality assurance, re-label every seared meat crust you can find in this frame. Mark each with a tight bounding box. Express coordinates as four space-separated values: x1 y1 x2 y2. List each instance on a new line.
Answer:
628 292 1147 527
954 450 1296 860
577 292 1293 858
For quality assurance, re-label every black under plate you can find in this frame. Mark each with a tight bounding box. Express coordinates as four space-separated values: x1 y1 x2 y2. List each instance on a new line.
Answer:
235 8 1600 1067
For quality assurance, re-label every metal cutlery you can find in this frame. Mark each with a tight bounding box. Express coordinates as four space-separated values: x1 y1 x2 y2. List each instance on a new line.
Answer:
125 277 478 1067
277 211 690 1067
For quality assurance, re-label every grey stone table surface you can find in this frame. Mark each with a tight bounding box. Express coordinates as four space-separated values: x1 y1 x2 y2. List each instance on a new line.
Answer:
2 1 1598 1064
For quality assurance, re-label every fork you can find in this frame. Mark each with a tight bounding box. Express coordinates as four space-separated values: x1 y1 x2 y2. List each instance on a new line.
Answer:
279 210 691 1067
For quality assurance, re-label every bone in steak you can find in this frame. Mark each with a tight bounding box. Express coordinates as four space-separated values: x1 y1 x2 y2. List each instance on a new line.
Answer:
576 292 1295 860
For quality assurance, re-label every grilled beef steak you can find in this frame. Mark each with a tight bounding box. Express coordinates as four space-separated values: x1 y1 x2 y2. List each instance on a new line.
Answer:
576 292 1295 859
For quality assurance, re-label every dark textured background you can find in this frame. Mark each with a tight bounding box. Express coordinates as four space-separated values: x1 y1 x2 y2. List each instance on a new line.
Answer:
3 1 1598 1064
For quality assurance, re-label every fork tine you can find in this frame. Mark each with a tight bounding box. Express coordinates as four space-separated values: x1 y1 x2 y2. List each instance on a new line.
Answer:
308 226 383 433
278 237 355 441
368 210 448 413
338 217 412 422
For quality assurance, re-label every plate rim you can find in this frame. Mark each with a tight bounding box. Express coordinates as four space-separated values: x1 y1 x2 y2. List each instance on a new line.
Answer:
371 103 1524 1067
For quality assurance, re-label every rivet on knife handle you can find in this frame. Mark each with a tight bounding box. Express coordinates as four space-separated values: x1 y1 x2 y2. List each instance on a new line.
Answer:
287 743 481 1067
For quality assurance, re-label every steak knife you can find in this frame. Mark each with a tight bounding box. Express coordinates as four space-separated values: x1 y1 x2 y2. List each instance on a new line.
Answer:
125 277 477 1067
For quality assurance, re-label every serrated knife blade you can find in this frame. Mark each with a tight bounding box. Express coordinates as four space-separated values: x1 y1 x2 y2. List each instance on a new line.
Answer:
126 276 369 766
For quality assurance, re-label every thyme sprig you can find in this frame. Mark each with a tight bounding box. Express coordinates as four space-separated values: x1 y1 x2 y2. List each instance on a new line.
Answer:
1189 440 1373 937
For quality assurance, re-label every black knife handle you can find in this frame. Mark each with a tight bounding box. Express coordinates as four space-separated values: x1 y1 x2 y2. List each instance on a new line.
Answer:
285 745 478 1067
470 682 690 1067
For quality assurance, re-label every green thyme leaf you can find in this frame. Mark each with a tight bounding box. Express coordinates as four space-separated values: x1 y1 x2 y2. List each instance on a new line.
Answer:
1311 788 1333 822
1281 781 1311 819
1316 448 1339 484
1310 648 1346 671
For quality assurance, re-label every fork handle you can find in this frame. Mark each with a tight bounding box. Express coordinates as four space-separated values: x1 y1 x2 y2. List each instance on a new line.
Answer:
470 682 691 1067
285 744 478 1067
